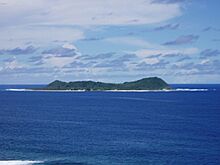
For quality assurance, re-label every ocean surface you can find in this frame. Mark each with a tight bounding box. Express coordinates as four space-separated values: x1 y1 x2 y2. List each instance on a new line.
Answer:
0 84 220 165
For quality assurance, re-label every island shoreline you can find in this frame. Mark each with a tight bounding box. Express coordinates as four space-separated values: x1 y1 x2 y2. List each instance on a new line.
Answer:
5 88 209 92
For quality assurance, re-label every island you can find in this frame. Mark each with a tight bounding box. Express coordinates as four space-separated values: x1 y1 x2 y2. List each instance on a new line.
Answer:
38 77 171 91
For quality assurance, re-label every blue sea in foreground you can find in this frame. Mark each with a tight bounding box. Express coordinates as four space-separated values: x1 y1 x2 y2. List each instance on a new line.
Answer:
0 84 220 165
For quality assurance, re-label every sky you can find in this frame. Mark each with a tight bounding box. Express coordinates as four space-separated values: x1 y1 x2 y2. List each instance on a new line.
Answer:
0 0 220 84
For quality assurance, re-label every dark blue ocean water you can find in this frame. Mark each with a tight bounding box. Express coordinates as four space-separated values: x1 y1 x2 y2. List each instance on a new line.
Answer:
0 85 220 165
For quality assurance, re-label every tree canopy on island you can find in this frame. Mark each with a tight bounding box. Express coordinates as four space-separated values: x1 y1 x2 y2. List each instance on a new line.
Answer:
42 77 171 91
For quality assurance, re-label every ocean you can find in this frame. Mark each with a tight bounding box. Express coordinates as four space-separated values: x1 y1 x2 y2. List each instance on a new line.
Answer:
0 84 220 165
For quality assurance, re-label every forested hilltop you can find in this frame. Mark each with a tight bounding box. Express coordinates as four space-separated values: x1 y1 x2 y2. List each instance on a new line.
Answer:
41 77 171 91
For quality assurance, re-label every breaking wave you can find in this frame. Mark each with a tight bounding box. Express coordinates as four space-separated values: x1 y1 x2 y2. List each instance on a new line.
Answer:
175 88 209 91
4 88 214 92
0 160 43 165
5 89 31 91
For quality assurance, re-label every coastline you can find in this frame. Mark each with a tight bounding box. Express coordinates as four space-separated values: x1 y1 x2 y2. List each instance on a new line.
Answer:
4 88 209 92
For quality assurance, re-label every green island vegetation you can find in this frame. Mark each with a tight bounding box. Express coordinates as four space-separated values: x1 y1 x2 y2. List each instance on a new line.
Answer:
39 77 171 91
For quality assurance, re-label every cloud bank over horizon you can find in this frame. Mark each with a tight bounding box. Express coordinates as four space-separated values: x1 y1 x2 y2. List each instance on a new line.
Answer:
0 0 220 84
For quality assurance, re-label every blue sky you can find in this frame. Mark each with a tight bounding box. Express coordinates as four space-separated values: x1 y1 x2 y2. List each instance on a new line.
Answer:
0 0 220 84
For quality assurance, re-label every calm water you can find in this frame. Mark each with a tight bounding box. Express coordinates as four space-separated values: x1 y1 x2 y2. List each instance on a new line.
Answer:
0 85 220 165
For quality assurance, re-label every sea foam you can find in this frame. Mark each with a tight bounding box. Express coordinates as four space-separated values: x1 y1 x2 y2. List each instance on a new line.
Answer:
175 88 209 91
4 88 210 92
0 160 42 165
5 89 30 91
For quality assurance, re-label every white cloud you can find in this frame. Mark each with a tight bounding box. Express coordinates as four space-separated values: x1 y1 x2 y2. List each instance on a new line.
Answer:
135 47 199 58
181 48 199 55
0 26 84 48
1 57 26 70
105 37 199 58
42 56 75 68
105 37 157 48
0 0 183 50
200 59 211 65
144 58 160 64
0 0 182 26
62 43 77 50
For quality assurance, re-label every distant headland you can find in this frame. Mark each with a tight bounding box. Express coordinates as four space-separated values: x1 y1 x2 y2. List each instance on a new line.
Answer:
36 77 171 91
